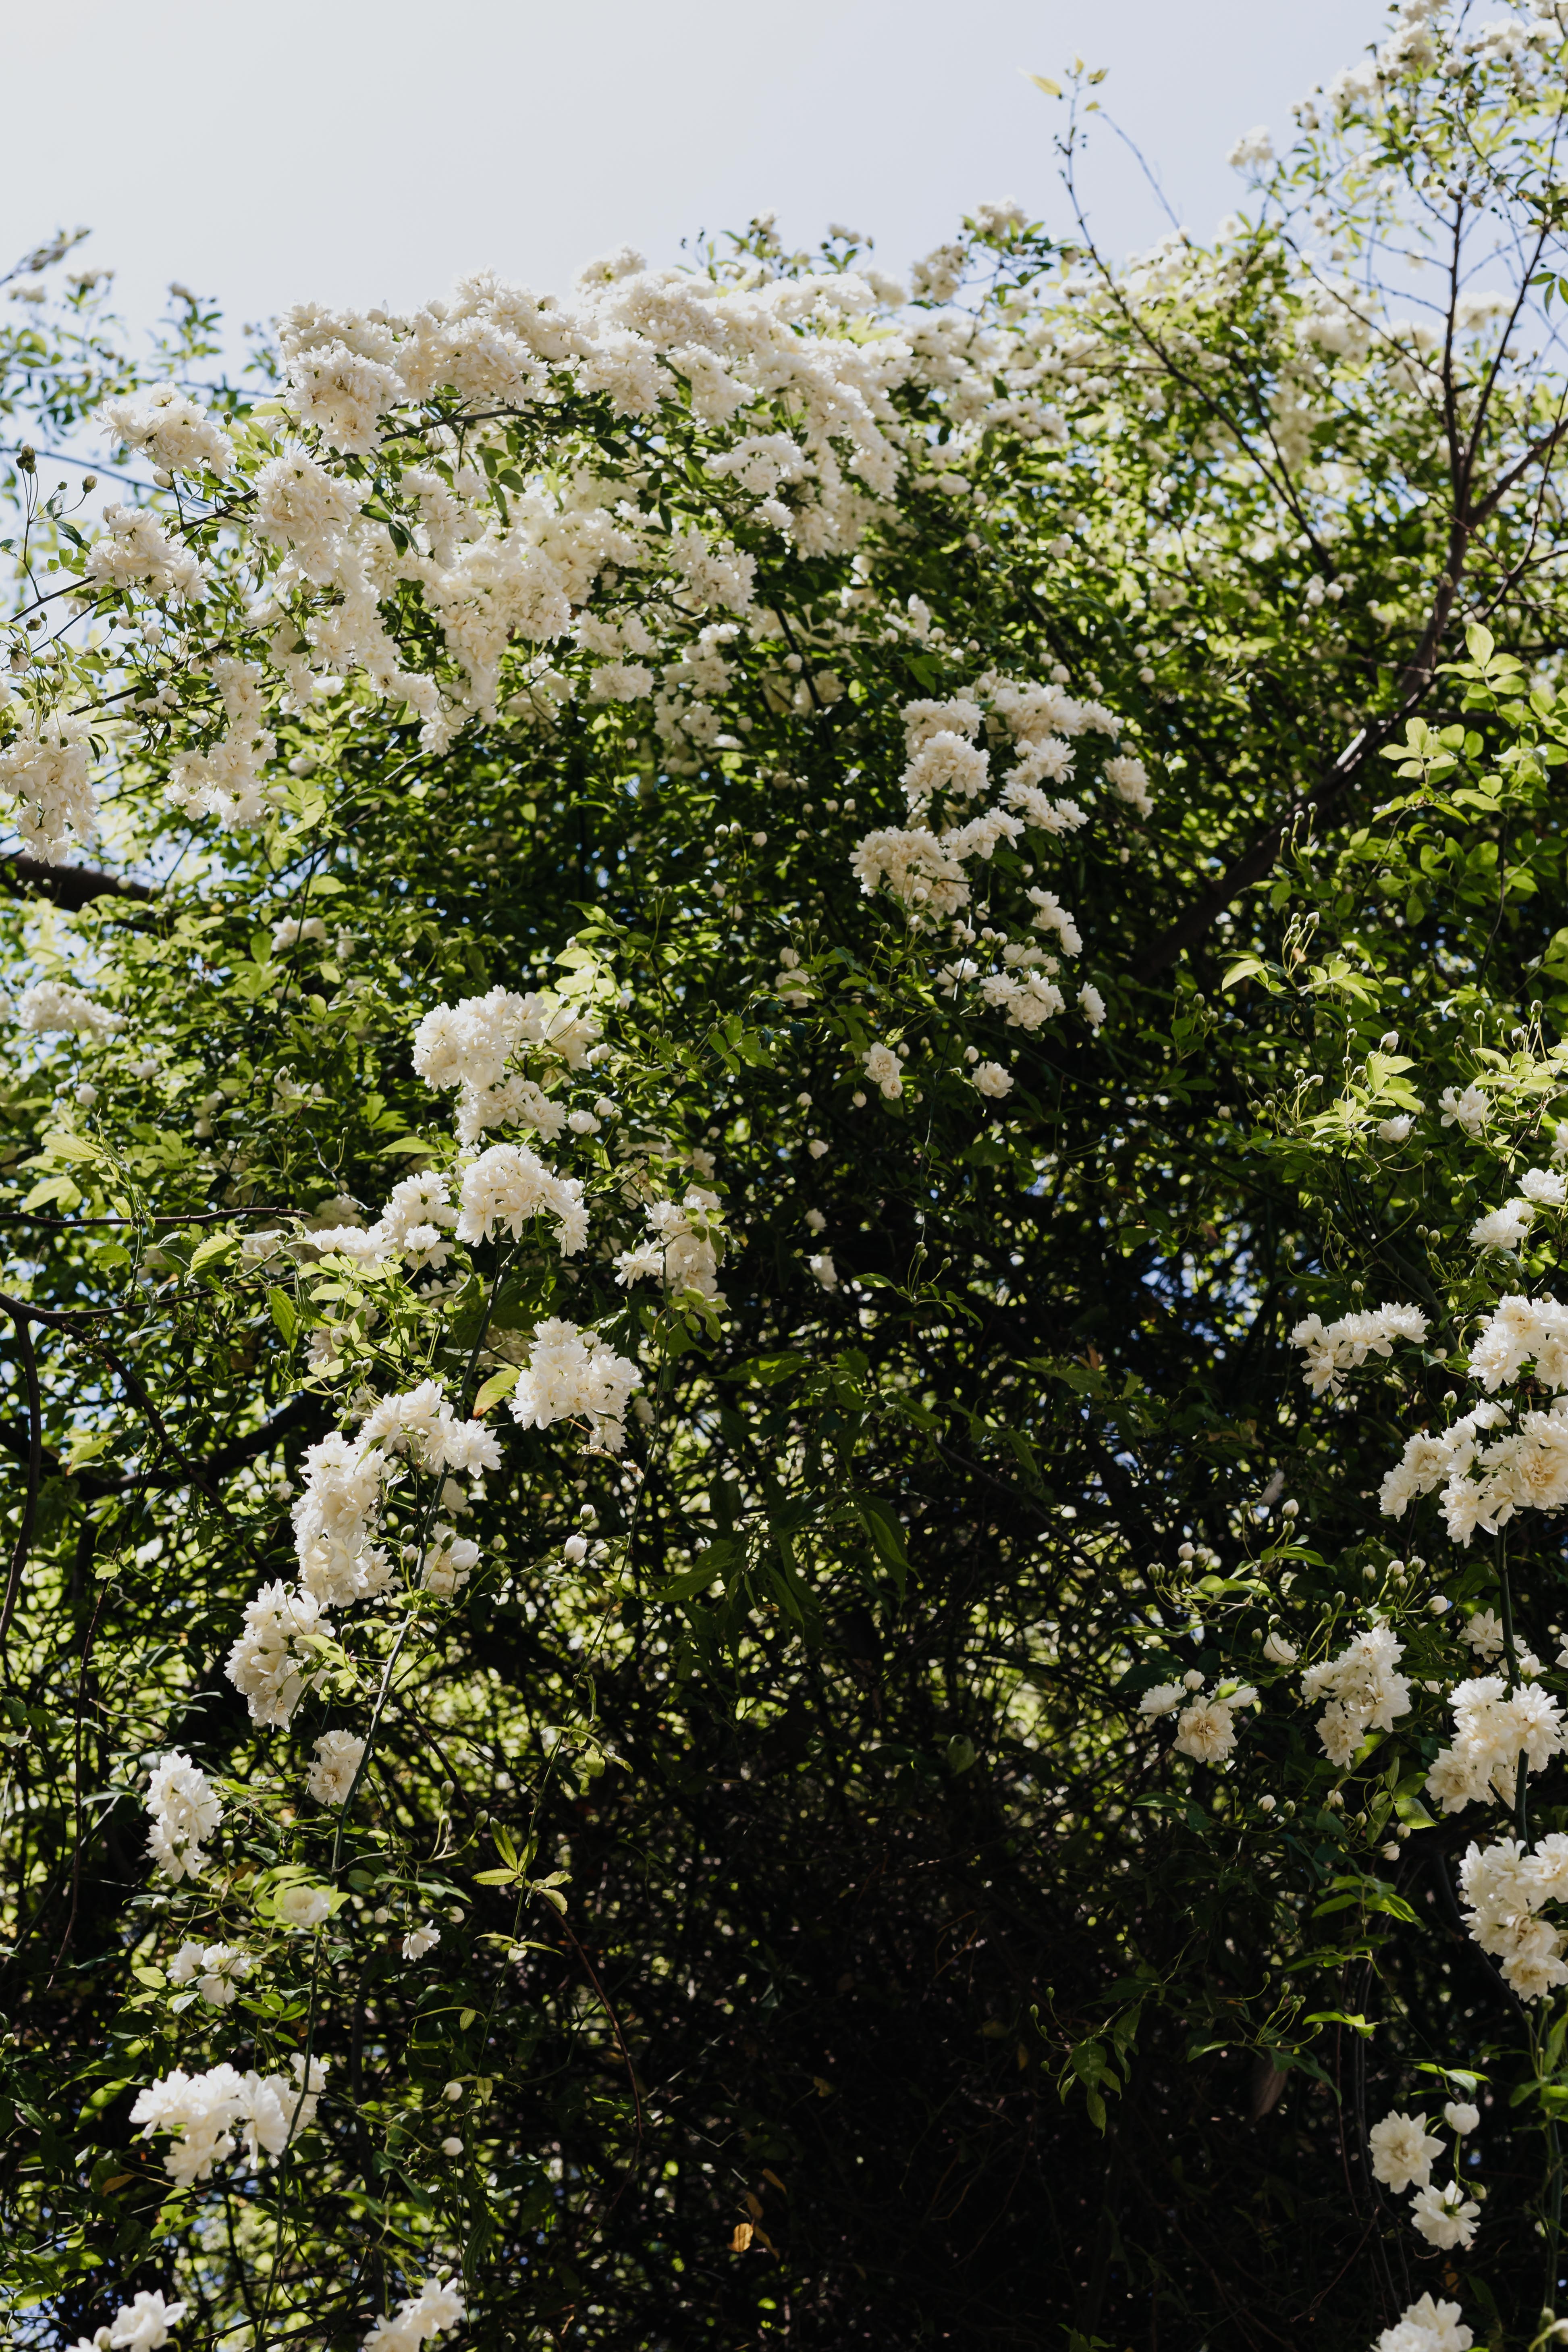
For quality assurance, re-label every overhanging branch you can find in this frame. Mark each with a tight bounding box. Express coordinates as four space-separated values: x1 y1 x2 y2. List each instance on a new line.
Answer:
0 853 154 909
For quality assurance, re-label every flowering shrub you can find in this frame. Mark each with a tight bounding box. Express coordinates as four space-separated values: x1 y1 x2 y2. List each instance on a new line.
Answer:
15 7 1568 2348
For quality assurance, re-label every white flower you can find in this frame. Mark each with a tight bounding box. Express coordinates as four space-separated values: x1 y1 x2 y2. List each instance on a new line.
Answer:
1378 1114 1413 1143
402 1922 442 1960
361 2277 465 2352
1368 2108 1443 2193
420 1522 481 1597
1173 1695 1237 1762
168 1939 250 2007
1375 2295 1473 2352
1409 2180 1480 2251
1470 1197 1535 1253
1469 1294 1568 1392
506 1316 641 1450
441 2134 465 2155
613 1189 726 1300
1078 982 1107 1029
1289 1303 1429 1396
104 2291 189 2351
808 1250 839 1291
0 720 100 864
972 1061 1013 1098
1138 1682 1184 1716
1103 754 1153 816
863 1042 903 1099
1227 124 1273 167
274 1882 333 1930
1443 2100 1481 2135
307 1729 367 1806
1461 1608 1504 1660
1301 1627 1411 1763
1431 1690 1568 1820
1439 1083 1489 1136
1455 1829 1568 1993
1522 1166 1568 1207
88 502 205 598
1263 1631 1298 1665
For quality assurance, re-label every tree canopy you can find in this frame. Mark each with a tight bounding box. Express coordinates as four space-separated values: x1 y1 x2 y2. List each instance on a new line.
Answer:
10 10 1568 2349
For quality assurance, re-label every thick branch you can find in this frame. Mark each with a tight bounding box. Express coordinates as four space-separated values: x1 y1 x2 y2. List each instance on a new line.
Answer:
0 852 154 909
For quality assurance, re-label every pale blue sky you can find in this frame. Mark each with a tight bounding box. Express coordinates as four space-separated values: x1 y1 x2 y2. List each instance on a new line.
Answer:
4 0 1380 329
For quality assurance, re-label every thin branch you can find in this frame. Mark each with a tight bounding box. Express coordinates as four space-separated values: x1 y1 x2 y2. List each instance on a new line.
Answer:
0 1303 42 1661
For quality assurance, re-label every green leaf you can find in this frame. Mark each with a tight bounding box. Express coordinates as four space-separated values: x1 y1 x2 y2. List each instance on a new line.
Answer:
471 1365 519 1416
189 1231 239 1274
1220 955 1281 994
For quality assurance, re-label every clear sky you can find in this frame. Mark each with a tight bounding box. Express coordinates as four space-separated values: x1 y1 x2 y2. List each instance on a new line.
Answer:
3 0 1381 332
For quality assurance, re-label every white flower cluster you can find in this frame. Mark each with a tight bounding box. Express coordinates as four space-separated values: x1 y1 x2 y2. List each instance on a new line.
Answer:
1373 1293 1568 1540
1468 1291 1568 1390
1469 1165 1565 1253
1369 2105 1481 2251
361 2276 465 2352
225 1579 336 1729
289 1432 394 1605
87 502 205 600
100 380 236 478
168 1939 251 2007
58 251 916 806
129 2054 328 2185
167 656 278 831
1300 1626 1411 1764
16 979 124 1038
1138 1671 1256 1762
507 1315 642 1451
1288 1302 1429 1397
419 1524 481 1598
311 1172 459 1272
412 983 599 1145
1381 1394 1568 1541
614 1187 726 1299
0 719 99 863
144 1748 222 1881
457 1141 587 1253
1427 1679 1566 1814
361 1382 501 1477
68 2290 187 2352
849 684 1144 1027
1458 1832 1568 1997
228 1371 504 1724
